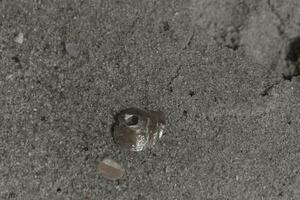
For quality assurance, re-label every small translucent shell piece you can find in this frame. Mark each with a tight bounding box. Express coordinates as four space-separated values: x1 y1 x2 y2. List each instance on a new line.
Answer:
112 108 166 151
65 42 80 57
97 158 125 180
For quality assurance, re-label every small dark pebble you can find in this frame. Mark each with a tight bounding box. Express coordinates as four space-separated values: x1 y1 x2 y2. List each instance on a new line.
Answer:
8 192 17 198
12 56 20 63
189 91 195 96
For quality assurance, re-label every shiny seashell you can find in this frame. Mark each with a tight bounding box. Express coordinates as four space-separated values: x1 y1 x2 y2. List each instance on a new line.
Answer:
112 108 166 151
97 158 125 180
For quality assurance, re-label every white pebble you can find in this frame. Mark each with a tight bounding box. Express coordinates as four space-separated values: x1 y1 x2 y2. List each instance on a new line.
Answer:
14 33 24 44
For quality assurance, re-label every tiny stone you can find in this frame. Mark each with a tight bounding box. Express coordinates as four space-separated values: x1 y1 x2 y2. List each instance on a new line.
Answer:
14 33 24 44
65 42 80 57
165 165 171 173
97 158 125 181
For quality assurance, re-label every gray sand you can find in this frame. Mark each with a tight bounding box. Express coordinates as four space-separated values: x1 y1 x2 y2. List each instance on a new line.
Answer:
1 1 300 199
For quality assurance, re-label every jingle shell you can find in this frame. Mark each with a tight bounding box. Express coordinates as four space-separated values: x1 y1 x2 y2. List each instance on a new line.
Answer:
97 158 125 180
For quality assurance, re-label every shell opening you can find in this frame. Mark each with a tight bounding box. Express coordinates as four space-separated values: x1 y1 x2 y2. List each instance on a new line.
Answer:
124 114 139 126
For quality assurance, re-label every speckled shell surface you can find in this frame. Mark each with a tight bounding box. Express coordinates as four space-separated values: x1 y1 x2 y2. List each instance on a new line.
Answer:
112 108 166 151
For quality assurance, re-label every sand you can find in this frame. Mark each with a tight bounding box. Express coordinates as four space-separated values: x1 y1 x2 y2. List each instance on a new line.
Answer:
0 0 300 199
